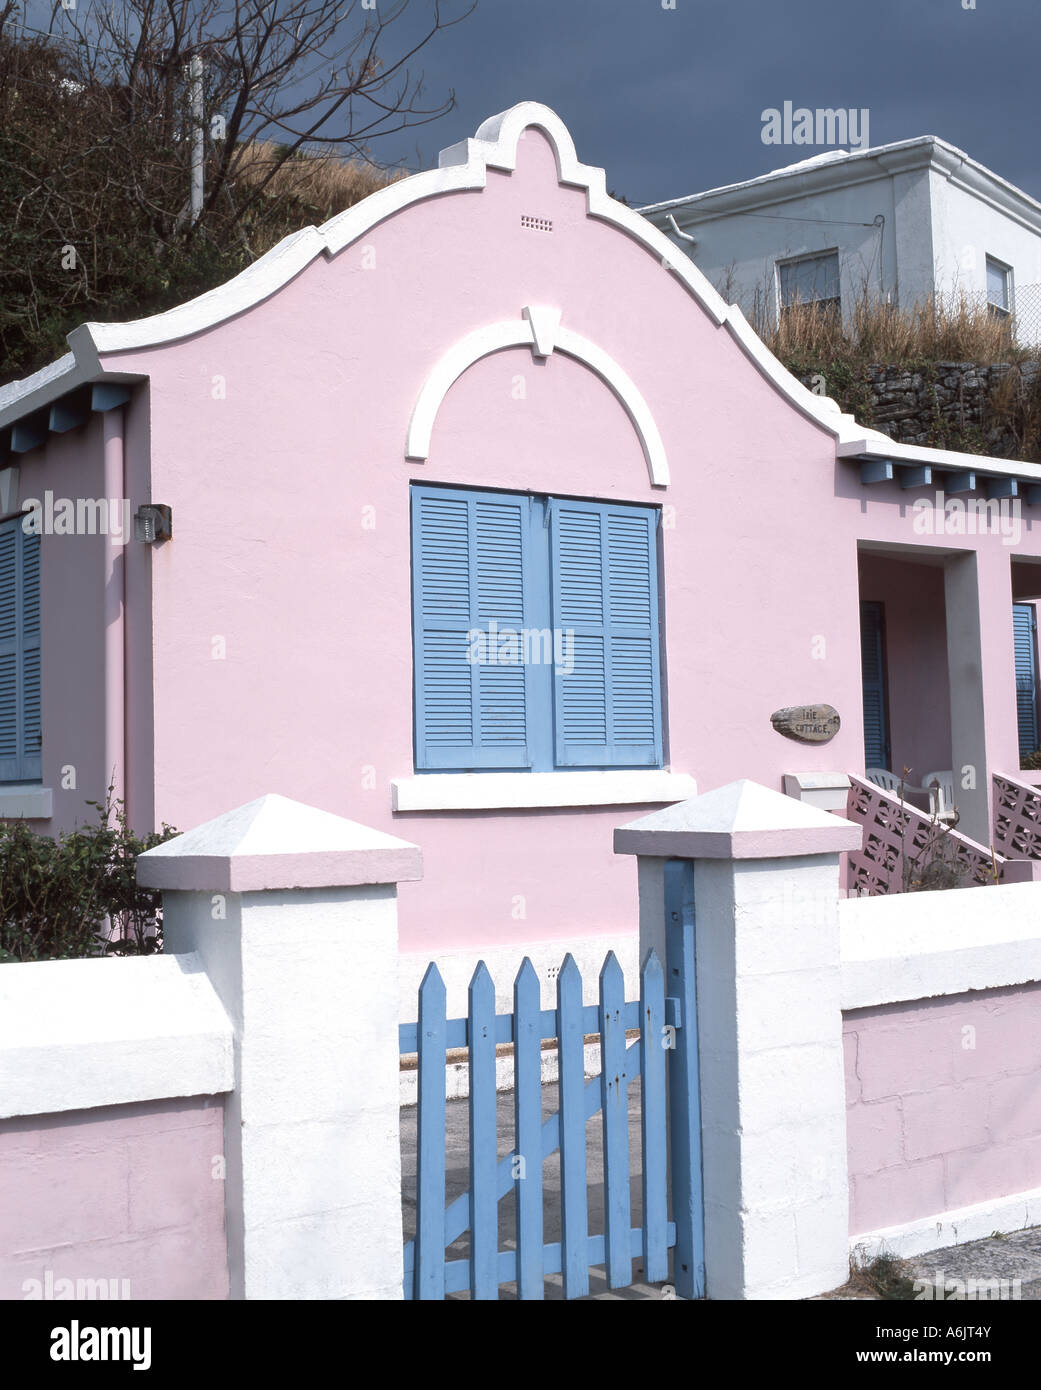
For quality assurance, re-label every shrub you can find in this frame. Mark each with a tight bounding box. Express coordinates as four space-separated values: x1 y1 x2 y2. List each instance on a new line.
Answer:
1021 749 1041 771
0 794 178 963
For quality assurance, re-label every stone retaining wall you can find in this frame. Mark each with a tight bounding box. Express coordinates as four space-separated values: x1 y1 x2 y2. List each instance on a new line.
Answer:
797 361 1041 458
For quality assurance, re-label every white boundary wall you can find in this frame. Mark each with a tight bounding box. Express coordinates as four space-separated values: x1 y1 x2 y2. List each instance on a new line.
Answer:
0 953 232 1118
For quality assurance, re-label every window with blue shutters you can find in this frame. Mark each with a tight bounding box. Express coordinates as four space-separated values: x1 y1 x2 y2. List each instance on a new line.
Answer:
411 485 663 772
549 500 662 768
1013 603 1039 760
0 517 42 783
859 599 889 771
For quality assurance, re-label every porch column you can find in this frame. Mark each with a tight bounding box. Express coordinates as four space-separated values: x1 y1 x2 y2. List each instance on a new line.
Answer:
944 548 1017 845
616 780 862 1300
137 794 422 1300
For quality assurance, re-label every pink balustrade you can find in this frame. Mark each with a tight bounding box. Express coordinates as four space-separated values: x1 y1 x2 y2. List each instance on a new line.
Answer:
845 774 1005 897
992 772 1041 860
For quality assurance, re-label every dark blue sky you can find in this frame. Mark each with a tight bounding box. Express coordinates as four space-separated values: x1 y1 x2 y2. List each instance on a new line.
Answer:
22 0 1041 207
370 0 1041 208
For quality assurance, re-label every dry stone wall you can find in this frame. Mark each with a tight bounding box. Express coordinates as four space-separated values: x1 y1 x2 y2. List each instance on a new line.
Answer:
796 361 1041 460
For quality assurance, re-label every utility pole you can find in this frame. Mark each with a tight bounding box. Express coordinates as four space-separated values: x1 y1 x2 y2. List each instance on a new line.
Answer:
189 53 204 224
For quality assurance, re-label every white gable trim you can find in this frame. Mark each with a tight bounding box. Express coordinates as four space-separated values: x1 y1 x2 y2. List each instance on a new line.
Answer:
405 308 670 487
0 100 933 457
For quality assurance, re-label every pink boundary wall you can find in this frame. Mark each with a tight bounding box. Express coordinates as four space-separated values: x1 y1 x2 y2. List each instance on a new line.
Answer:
0 1096 228 1300
844 982 1041 1236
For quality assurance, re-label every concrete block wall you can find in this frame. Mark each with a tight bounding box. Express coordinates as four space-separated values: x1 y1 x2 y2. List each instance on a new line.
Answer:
0 953 234 1301
846 983 1041 1237
1 1097 228 1300
840 884 1041 1258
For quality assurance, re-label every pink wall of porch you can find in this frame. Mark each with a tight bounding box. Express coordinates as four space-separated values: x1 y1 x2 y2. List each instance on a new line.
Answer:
0 1095 228 1300
47 121 1039 954
844 983 1041 1236
858 552 952 780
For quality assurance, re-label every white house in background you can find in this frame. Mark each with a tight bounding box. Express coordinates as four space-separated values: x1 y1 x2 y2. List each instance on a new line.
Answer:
638 136 1041 344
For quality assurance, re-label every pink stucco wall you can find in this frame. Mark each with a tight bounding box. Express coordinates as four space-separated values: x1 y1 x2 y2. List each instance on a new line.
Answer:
844 983 1041 1235
0 1095 228 1300
29 117 1039 952
858 552 952 780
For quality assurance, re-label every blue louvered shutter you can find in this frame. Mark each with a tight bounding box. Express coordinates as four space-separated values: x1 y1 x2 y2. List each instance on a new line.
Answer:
0 519 41 783
412 486 533 770
549 499 662 768
860 600 889 770
1013 603 1039 759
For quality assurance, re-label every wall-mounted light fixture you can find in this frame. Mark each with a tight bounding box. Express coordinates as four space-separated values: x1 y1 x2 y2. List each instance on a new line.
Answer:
134 504 172 543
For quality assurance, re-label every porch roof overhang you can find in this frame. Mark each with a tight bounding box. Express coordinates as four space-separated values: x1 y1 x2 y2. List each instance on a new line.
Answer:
838 436 1041 503
0 369 143 466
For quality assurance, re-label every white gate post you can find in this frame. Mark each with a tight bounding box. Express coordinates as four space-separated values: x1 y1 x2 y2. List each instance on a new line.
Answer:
615 779 862 1300
137 794 422 1300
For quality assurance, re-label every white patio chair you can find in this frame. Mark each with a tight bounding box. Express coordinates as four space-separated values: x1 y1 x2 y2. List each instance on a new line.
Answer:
922 770 957 822
865 767 903 794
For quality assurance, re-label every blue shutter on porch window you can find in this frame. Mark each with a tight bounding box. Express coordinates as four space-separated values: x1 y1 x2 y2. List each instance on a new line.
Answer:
0 519 41 783
1013 603 1039 759
860 600 888 771
549 499 662 768
412 486 533 770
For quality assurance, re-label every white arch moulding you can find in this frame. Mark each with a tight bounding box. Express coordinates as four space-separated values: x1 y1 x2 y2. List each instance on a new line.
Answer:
405 306 670 488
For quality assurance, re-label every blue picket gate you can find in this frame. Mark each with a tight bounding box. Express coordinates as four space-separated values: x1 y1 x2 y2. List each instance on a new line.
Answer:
400 859 705 1301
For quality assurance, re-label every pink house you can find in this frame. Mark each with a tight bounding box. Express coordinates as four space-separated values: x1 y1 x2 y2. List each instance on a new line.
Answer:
2 100 1041 975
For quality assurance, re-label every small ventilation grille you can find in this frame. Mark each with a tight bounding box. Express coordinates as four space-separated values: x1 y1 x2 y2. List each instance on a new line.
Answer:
521 215 553 233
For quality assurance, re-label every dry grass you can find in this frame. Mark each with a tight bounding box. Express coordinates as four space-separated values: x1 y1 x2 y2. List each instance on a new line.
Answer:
231 139 405 224
758 289 1022 369
817 1250 920 1301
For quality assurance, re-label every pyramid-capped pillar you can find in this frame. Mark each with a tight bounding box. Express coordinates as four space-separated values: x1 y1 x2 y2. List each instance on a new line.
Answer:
138 795 419 1302
614 778 862 861
136 792 422 892
615 780 857 1302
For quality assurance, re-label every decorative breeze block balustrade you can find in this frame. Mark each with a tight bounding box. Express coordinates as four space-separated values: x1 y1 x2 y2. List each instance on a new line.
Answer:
992 773 1041 860
846 776 1000 896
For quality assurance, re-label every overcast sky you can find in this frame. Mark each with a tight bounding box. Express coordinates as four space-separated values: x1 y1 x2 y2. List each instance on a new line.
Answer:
369 0 1041 209
20 0 1041 208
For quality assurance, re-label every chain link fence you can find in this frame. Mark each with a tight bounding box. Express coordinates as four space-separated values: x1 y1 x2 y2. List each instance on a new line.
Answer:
1013 283 1041 351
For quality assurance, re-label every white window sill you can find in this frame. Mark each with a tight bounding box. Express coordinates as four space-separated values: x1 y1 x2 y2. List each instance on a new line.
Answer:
391 770 697 813
0 784 53 819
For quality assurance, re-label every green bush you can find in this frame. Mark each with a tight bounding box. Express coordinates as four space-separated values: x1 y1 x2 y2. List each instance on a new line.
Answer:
0 795 178 963
1021 749 1041 771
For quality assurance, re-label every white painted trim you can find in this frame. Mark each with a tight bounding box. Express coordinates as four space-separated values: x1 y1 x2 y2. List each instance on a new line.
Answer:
839 882 1041 1009
391 769 696 812
836 435 1041 481
0 784 53 819
0 99 909 466
783 771 851 812
851 1186 1041 1262
405 310 671 487
0 952 233 1117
